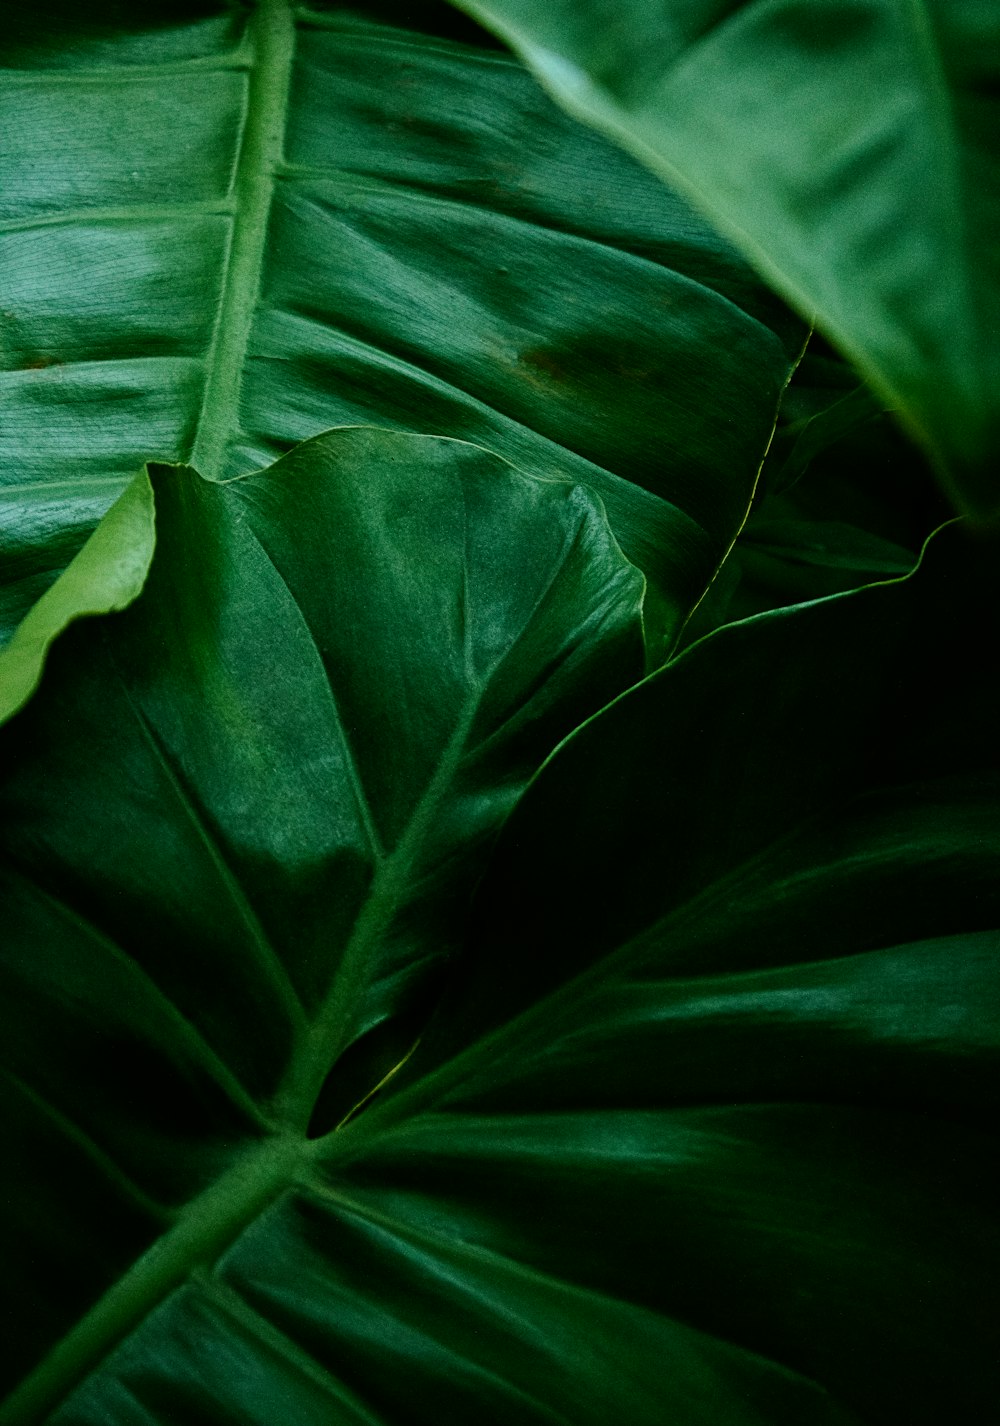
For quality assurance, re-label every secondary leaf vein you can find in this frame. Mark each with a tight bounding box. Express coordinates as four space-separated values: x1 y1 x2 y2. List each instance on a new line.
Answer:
115 674 307 1035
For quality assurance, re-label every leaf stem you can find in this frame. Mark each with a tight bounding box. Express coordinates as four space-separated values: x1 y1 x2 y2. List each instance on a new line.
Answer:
0 1135 307 1426
191 0 296 479
272 700 480 1131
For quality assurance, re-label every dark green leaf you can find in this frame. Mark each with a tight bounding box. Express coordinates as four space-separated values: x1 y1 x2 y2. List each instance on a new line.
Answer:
453 0 1000 514
765 381 883 497
0 425 644 1419
679 344 949 642
4 516 997 1423
0 0 802 648
338 523 1000 1426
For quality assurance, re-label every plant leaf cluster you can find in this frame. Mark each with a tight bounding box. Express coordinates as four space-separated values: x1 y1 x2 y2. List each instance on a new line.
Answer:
0 2 998 1422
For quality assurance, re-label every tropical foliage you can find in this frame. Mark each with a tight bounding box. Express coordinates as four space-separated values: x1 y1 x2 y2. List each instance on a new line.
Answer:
0 2 996 1422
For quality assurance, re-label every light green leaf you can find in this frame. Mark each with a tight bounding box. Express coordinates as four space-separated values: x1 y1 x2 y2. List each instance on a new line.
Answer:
0 0 803 649
451 0 1000 515
0 472 154 725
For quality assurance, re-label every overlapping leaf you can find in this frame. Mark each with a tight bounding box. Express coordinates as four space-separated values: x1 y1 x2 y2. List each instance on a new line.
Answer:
0 477 155 724
0 426 645 1417
455 0 1000 514
681 345 949 641
0 0 803 650
4 513 998 1423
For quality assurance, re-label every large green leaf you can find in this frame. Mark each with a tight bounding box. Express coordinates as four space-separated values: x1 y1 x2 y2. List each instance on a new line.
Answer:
3 511 997 1422
0 0 803 648
452 0 1000 515
0 424 645 1419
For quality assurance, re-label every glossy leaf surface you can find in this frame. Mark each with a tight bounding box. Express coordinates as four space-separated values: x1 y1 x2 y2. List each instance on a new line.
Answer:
3 514 997 1423
0 0 803 645
0 425 645 1417
455 0 1000 514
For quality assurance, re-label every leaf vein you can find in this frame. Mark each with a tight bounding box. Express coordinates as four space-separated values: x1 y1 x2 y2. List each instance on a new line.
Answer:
114 673 308 1035
0 860 272 1130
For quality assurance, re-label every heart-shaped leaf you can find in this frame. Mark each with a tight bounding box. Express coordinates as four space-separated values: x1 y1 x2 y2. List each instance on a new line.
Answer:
4 508 997 1422
0 0 803 646
455 0 1000 515
0 425 645 1419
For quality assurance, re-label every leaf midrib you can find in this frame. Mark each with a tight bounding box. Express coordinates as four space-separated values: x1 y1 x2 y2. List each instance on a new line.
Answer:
0 1135 307 1426
272 694 482 1131
0 473 574 1418
0 692 483 1425
190 0 296 480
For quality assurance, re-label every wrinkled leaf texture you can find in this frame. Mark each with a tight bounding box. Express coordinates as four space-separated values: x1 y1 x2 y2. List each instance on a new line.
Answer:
0 0 802 656
456 0 1000 515
1 484 998 1422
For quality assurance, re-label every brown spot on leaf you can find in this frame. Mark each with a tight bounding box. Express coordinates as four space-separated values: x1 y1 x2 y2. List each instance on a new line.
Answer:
519 346 569 383
519 340 656 391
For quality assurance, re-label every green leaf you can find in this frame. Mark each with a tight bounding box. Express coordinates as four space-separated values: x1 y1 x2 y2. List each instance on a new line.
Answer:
679 343 950 642
337 524 1000 1425
0 472 154 725
452 0 1000 515
4 511 998 1422
0 424 644 1421
0 0 803 648
765 379 884 496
